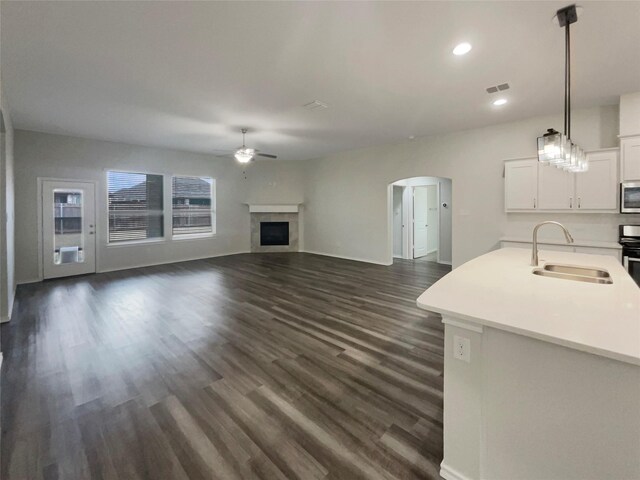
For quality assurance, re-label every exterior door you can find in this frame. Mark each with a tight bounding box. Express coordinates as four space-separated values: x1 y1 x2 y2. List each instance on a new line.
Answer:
42 180 96 279
413 186 429 258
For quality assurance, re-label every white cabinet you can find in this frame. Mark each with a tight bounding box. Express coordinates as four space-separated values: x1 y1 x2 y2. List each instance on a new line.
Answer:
505 158 537 211
575 149 618 210
538 165 574 210
621 135 640 181
505 148 618 213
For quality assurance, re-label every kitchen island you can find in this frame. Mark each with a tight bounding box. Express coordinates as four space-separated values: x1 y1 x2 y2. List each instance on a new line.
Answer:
417 248 640 480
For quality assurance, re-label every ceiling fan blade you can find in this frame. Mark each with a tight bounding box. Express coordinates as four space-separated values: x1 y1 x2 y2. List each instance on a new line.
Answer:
255 153 278 159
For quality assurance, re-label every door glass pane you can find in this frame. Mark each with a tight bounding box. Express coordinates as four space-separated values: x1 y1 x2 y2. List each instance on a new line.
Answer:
53 189 85 264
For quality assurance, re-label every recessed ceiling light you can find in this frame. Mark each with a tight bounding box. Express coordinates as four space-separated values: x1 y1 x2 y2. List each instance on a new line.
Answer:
452 42 472 56
493 98 508 106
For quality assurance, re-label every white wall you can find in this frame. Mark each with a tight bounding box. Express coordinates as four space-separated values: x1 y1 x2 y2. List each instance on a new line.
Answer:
302 105 625 268
620 92 640 137
0 72 16 322
14 130 306 284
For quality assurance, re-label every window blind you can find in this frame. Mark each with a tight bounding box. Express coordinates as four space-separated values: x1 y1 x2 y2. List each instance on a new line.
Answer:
107 171 164 242
172 176 214 236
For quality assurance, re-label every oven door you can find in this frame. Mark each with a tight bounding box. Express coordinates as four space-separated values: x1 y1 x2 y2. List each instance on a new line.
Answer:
623 248 640 287
621 182 640 213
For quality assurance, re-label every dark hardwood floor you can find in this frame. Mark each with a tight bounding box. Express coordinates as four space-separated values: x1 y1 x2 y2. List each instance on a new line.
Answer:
1 253 451 480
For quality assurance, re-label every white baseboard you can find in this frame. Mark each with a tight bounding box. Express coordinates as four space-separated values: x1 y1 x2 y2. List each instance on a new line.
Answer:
439 260 453 266
302 250 392 266
97 250 251 274
0 316 9 324
440 463 472 480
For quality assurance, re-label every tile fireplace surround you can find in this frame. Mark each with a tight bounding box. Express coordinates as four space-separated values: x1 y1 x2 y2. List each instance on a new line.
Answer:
248 204 300 253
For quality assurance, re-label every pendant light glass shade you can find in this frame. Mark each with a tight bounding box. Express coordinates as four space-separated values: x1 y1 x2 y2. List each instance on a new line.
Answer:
538 129 573 167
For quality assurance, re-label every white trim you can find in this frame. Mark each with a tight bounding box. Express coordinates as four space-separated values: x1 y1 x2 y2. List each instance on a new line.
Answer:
442 316 484 333
106 238 166 247
171 233 215 241
96 250 251 274
0 316 9 324
247 204 301 213
17 277 41 285
439 260 453 266
302 250 392 266
440 462 473 480
618 133 640 139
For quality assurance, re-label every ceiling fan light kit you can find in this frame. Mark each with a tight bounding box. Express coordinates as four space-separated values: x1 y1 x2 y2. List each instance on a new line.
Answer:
537 4 588 173
232 128 277 163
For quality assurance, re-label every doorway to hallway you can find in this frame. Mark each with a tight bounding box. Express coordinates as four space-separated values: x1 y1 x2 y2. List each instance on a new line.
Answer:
390 176 452 265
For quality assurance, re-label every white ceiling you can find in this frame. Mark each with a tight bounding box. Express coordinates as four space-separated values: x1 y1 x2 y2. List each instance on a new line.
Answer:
2 1 640 160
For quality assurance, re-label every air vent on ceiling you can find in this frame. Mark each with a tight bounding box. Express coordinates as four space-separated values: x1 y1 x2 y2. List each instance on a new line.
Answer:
303 100 329 110
486 83 510 94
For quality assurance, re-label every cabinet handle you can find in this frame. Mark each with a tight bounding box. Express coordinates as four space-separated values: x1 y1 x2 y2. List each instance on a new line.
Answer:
533 198 536 209
569 197 573 209
578 197 581 209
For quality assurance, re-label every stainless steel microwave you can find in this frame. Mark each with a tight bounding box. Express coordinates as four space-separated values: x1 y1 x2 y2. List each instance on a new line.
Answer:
621 182 640 213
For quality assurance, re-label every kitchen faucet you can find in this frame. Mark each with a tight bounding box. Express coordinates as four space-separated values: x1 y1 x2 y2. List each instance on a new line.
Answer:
531 221 574 266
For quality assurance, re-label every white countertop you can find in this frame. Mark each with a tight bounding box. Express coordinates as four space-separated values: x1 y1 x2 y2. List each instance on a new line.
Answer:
417 248 640 366
500 236 622 249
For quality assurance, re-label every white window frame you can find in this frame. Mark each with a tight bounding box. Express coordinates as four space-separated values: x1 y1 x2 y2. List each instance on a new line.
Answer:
106 170 166 245
170 175 216 241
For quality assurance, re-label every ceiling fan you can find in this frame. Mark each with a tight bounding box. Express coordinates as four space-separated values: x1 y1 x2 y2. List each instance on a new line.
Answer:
230 128 277 163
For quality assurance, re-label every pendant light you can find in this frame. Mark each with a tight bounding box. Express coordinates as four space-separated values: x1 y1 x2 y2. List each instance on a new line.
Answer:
537 4 588 173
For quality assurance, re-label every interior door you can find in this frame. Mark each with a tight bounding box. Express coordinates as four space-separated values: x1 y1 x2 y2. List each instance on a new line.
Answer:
413 186 428 258
426 185 439 254
42 180 96 279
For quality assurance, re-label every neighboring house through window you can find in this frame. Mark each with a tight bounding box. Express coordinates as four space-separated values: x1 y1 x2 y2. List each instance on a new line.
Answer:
107 171 164 242
172 176 215 236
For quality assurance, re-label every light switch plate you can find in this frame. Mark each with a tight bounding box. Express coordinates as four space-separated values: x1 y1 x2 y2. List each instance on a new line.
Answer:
453 335 471 362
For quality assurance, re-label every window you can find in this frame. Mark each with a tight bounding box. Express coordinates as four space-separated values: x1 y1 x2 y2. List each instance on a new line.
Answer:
172 176 215 236
107 171 164 243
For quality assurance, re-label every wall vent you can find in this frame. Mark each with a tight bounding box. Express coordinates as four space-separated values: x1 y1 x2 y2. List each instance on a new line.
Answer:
486 83 510 94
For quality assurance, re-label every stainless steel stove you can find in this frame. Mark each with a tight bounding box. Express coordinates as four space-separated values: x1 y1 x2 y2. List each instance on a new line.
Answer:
619 225 640 286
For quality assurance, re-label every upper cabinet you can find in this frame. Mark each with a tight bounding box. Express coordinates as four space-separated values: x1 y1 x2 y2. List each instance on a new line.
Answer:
504 148 618 213
576 150 618 210
538 164 574 210
505 158 538 210
621 135 640 181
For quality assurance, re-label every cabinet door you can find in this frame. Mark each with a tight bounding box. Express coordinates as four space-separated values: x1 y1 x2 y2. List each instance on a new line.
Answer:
505 159 537 210
575 150 618 210
538 164 574 210
621 136 640 181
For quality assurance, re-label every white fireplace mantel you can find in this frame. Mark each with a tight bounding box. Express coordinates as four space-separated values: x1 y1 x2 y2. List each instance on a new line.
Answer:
246 204 302 213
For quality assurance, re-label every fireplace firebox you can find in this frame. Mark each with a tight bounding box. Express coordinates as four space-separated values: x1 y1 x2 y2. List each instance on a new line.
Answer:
260 221 289 246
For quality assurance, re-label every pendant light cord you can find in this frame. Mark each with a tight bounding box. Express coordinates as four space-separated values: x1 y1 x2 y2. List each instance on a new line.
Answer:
565 22 571 139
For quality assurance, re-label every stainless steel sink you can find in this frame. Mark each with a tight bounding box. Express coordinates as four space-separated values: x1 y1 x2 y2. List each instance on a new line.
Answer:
532 269 613 284
543 263 611 278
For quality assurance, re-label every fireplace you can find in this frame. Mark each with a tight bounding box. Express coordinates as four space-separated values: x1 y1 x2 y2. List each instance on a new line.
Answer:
260 222 289 246
248 204 300 253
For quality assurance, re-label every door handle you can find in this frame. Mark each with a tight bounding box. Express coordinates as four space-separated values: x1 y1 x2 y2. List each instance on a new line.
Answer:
533 198 536 208
569 197 573 208
578 197 581 209
89 232 95 235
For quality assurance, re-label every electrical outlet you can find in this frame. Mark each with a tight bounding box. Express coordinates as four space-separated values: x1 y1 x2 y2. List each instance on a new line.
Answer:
453 335 471 362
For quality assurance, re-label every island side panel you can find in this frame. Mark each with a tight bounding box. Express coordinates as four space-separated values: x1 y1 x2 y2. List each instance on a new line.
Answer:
441 318 485 480
483 327 640 480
